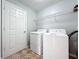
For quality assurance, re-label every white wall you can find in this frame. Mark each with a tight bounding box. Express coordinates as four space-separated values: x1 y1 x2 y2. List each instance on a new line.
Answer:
27 10 37 47
6 0 37 48
37 0 78 34
38 0 78 18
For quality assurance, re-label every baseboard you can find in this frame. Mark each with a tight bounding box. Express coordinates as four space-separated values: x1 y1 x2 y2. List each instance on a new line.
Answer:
70 53 77 58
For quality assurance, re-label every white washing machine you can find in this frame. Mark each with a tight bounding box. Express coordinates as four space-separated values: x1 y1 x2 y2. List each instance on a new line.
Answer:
43 30 69 59
30 32 43 55
30 29 47 55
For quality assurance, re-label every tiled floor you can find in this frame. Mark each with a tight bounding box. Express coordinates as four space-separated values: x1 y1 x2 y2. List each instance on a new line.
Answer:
5 48 76 59
5 48 42 59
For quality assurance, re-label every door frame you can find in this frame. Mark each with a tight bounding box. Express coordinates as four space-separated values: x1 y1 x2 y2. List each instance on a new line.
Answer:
1 0 5 58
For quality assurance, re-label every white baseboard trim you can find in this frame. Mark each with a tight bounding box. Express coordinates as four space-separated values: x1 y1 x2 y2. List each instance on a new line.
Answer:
70 53 77 58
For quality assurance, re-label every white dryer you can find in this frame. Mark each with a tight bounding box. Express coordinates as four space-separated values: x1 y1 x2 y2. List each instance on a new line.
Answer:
43 32 69 59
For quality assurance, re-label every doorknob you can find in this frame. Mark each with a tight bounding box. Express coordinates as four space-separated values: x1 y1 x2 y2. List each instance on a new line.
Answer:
24 31 26 33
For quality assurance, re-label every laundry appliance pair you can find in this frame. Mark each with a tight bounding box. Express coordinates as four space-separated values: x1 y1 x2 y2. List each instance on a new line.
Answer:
30 29 69 59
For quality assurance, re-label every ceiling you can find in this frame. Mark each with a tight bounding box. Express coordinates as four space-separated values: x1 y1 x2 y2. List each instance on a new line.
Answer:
7 0 63 12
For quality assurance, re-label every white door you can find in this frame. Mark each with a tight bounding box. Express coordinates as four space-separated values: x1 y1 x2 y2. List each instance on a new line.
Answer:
4 2 27 57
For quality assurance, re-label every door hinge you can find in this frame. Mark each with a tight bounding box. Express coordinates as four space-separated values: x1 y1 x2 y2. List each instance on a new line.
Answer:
3 27 5 31
3 5 5 10
4 48 5 52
